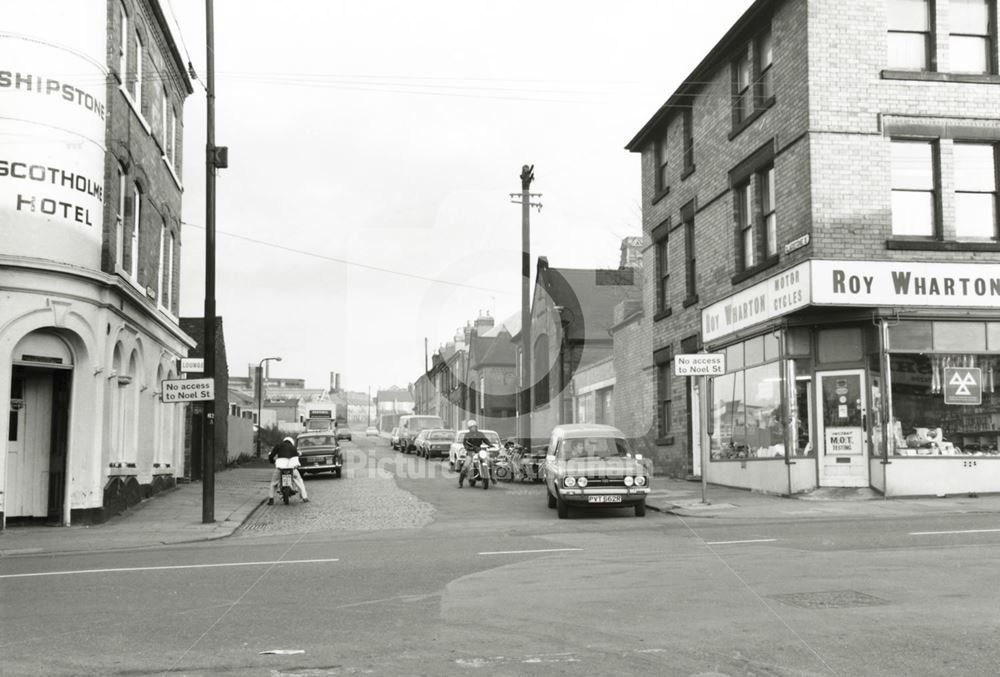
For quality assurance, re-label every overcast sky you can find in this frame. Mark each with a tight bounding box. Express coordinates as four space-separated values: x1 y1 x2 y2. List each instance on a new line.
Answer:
169 0 755 393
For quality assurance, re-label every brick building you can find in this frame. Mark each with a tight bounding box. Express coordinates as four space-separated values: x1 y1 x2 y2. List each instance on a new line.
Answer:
1 0 193 525
628 0 1000 496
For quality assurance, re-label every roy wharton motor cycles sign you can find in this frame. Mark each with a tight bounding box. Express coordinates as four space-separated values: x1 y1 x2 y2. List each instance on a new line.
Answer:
702 260 1000 343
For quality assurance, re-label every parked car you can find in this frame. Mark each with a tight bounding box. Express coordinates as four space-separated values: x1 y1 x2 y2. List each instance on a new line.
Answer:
390 427 401 450
543 424 650 519
295 432 343 478
416 429 456 459
336 426 352 442
398 414 444 452
365 425 379 437
411 429 430 455
448 429 501 469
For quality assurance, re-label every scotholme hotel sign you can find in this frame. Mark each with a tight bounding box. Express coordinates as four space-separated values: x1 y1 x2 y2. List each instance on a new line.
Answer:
0 1 107 270
703 260 1000 343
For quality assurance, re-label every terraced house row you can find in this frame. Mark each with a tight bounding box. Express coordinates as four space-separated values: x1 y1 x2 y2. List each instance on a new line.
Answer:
628 0 1000 496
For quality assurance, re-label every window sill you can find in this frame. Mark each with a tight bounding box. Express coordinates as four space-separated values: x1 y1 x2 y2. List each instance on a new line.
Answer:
731 255 780 284
119 86 152 134
729 97 775 141
656 436 675 446
881 69 1000 85
162 155 183 190
682 295 699 309
681 164 696 181
652 186 670 205
886 238 1000 252
653 308 673 322
116 268 145 294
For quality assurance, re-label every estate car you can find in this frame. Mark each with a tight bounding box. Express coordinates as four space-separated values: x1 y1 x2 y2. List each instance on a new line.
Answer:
295 432 343 478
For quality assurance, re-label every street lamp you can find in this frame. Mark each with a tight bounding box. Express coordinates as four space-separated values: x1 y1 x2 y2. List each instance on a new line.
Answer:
255 356 282 457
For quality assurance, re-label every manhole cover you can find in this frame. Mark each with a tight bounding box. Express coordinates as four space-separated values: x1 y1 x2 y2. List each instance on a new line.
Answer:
771 590 888 609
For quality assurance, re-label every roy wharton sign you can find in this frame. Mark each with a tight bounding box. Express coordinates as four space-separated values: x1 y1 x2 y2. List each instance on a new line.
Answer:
703 260 1000 343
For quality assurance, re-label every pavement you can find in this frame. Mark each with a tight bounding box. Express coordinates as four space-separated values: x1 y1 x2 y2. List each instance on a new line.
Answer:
0 464 273 556
4 454 1000 557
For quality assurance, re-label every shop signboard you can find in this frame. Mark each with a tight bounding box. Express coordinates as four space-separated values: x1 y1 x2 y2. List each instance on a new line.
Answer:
674 353 726 376
0 2 107 270
943 367 982 406
825 427 863 456
161 378 215 403
180 358 205 373
702 262 811 342
812 260 1000 309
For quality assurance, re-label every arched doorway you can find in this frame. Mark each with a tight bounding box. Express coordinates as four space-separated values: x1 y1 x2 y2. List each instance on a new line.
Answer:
7 330 73 521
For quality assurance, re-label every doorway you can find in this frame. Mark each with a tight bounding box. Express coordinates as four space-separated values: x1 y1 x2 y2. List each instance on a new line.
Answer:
815 369 869 487
6 366 70 521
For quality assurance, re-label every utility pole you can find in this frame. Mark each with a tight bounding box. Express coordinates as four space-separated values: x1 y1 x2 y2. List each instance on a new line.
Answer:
510 165 541 448
202 0 227 524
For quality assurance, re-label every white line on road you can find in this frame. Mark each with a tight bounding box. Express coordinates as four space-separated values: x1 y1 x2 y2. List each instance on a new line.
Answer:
478 548 583 556
705 538 777 545
909 528 1000 536
0 558 340 580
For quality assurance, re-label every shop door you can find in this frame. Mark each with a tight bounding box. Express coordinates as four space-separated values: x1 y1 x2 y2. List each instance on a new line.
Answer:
816 370 869 487
5 368 53 517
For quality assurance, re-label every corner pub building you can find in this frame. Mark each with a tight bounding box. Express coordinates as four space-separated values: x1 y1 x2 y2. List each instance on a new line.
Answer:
0 0 193 525
629 0 1000 497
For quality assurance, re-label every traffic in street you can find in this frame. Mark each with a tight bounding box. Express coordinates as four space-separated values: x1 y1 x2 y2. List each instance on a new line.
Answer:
3 429 1000 677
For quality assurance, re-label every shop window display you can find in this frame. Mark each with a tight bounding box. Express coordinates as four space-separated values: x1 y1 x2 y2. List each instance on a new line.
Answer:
890 353 1000 456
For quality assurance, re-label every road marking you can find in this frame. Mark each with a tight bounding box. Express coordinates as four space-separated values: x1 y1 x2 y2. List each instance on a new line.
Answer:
0 557 339 580
909 528 1000 536
478 547 583 556
705 538 777 545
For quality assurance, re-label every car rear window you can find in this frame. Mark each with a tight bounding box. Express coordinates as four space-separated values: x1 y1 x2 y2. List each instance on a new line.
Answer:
429 431 455 440
298 436 336 448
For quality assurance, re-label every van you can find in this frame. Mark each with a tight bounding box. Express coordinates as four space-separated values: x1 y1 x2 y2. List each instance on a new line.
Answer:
398 414 444 452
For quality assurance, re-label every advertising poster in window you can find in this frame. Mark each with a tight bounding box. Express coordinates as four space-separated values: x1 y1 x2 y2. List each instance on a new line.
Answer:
0 1 107 270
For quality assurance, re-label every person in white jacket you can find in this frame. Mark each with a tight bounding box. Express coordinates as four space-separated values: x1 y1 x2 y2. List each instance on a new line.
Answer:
267 436 309 504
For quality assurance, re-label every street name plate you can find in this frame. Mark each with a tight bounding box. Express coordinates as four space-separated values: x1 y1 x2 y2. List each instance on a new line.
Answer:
180 358 204 373
161 378 214 402
674 353 726 376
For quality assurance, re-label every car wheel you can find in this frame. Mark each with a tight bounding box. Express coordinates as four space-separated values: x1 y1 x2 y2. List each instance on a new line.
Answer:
635 501 646 517
547 489 557 509
556 494 569 519
334 468 342 478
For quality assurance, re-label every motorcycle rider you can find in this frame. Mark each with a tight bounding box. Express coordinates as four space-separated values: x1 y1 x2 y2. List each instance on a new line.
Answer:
458 419 491 488
267 436 309 505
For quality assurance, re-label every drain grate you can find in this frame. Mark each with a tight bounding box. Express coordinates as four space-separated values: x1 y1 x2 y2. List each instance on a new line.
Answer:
770 590 889 609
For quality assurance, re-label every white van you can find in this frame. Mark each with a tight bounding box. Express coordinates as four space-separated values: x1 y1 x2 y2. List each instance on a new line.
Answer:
398 415 444 452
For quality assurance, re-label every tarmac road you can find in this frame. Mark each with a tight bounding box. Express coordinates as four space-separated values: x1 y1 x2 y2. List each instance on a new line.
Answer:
2 433 999 676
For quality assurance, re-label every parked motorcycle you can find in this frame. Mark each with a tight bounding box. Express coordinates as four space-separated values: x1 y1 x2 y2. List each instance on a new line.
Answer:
467 447 494 490
493 447 513 482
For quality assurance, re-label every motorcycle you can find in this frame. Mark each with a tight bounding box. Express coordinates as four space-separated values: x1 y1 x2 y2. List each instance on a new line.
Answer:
467 447 494 490
493 445 514 482
275 457 299 505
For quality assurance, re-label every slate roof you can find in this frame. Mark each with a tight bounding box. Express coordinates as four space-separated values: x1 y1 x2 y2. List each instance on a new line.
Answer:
538 264 637 342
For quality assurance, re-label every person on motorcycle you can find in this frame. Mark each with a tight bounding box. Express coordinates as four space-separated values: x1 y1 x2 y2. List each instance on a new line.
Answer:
267 436 309 504
458 420 491 488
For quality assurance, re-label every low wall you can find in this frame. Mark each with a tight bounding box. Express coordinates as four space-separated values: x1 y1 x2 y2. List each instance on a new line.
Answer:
707 457 818 495
886 458 1000 497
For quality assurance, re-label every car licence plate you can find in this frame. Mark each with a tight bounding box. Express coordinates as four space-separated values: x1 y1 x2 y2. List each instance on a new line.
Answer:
587 495 622 503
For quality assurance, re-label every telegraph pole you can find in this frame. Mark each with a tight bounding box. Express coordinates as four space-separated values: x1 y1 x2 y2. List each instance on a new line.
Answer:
202 0 227 524
511 166 541 449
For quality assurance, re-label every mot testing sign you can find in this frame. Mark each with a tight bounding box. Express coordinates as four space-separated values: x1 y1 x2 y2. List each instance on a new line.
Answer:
675 353 726 377
944 367 982 405
161 378 215 403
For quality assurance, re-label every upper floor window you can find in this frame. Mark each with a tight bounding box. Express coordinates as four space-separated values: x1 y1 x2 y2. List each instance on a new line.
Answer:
733 46 753 124
888 0 932 70
954 142 998 238
656 236 670 314
890 139 937 236
734 164 777 272
128 184 142 279
950 0 993 73
682 108 695 174
161 88 171 158
135 32 143 111
761 167 777 257
736 181 754 269
755 27 774 104
115 165 126 267
655 133 669 195
118 3 128 81
683 206 697 304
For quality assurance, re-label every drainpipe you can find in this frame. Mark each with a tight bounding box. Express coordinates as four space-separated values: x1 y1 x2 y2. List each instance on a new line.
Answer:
780 326 795 497
878 316 893 499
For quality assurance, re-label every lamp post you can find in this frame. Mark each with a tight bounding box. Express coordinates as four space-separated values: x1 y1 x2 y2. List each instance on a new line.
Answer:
255 356 282 457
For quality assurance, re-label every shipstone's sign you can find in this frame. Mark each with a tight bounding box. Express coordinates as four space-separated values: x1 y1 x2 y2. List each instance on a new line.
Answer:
0 1 107 271
703 260 1000 343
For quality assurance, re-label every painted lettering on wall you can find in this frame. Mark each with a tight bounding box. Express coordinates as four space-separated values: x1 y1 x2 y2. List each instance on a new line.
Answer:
0 70 106 119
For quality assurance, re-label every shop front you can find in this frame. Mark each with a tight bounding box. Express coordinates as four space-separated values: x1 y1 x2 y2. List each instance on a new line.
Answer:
699 259 1000 497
